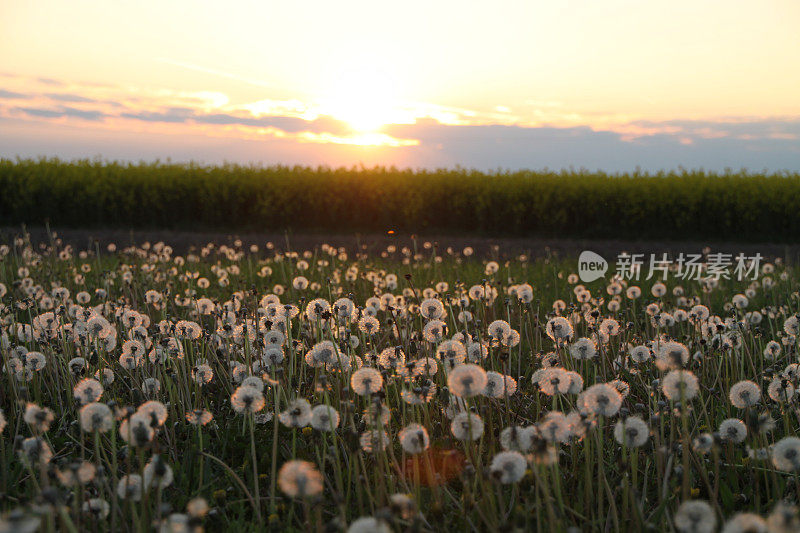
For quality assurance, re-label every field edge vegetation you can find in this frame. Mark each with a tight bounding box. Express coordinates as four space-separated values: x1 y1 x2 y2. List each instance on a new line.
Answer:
1 158 799 242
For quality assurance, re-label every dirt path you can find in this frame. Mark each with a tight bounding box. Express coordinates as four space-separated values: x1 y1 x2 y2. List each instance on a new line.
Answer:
3 226 799 262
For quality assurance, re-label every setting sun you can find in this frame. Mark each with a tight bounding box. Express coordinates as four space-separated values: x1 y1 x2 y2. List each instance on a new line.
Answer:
320 66 403 133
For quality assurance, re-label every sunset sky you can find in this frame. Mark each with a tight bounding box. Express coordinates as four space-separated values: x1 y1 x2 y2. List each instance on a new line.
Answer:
1 0 799 171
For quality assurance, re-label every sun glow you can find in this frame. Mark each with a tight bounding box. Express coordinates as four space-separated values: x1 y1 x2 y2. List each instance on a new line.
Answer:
320 66 406 133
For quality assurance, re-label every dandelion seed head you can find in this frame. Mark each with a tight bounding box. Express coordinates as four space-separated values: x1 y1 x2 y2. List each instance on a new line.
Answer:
143 455 174 489
675 500 716 533
279 398 312 427
500 425 537 452
447 364 488 398
120 413 155 447
613 416 650 447
74 378 104 404
546 317 573 342
360 429 390 453
772 437 800 471
351 367 383 396
278 460 324 498
581 383 623 417
310 404 340 432
729 380 761 408
18 436 53 466
117 474 143 501
398 423 430 454
569 337 597 360
347 517 391 533
450 412 484 441
23 403 54 433
79 402 113 433
423 319 447 343
538 412 571 443
662 370 700 401
82 498 110 519
719 418 747 443
721 513 767 533
489 451 527 483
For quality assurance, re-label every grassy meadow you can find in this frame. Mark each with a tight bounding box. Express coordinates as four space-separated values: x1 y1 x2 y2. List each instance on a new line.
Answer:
0 231 799 531
2 158 800 241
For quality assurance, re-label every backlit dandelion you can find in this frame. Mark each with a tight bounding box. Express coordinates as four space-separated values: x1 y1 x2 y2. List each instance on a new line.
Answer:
279 398 312 427
772 437 800 471
398 423 430 454
423 319 447 343
656 341 690 371
120 413 155 447
436 339 467 367
675 500 717 533
629 345 652 363
138 400 169 427
278 460 324 498
79 402 113 433
389 493 417 519
614 417 649 447
231 386 266 415
23 403 54 433
729 380 761 408
82 499 110 520
360 429 390 452
18 437 53 466
143 455 174 489
546 316 573 342
377 346 405 371
662 370 700 401
721 513 767 533
348 517 391 533
447 364 488 398
489 451 527 483
451 412 484 441
310 404 340 431
117 474 143 501
351 367 383 396
719 418 747 443
500 425 537 452
538 412 571 443
419 298 446 320
581 384 622 417
192 363 214 385
73 378 103 404
569 337 597 360
186 409 213 426
766 502 799 533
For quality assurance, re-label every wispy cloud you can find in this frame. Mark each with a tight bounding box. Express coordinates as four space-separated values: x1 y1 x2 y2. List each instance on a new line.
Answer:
0 89 30 99
45 93 97 103
1 74 799 169
36 77 65 86
17 106 106 121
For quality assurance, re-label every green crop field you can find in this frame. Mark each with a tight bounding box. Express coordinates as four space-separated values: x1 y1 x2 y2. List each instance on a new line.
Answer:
2 158 800 242
0 230 799 531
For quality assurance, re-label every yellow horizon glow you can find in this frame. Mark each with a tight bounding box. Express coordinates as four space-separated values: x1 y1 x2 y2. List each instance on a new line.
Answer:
1 0 799 149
